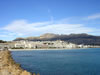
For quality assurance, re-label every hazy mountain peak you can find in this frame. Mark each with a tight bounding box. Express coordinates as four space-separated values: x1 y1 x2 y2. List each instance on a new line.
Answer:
40 33 58 38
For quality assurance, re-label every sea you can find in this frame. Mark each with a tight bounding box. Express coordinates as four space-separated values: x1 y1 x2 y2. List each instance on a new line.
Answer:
11 48 100 75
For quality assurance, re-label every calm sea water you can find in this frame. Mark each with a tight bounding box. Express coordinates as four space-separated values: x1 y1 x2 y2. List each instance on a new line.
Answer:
11 48 100 75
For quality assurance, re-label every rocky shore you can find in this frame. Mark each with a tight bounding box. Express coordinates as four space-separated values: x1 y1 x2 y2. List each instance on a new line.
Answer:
0 50 34 75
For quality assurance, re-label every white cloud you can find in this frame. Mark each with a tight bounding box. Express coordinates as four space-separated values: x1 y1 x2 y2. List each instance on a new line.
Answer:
2 19 94 37
1 12 100 41
86 13 100 20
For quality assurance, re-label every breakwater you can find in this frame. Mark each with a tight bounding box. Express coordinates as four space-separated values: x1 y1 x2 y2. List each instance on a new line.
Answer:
0 50 34 75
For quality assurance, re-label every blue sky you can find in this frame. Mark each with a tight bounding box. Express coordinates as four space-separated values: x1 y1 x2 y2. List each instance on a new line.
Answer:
0 0 100 41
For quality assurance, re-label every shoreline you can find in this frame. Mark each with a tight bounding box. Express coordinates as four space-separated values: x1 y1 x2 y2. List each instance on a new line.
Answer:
9 47 100 51
9 48 91 51
0 50 32 75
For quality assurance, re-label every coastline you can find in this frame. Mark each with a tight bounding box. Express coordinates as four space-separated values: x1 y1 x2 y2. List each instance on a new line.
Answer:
9 48 89 51
9 47 100 51
0 50 33 75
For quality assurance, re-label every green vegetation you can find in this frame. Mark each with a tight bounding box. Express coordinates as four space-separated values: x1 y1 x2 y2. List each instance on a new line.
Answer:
11 47 24 49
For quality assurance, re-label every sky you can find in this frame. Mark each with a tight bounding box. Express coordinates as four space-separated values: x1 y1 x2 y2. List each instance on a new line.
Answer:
0 0 100 41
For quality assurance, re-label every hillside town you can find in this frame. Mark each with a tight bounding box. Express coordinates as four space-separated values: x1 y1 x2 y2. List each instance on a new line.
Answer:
0 40 98 50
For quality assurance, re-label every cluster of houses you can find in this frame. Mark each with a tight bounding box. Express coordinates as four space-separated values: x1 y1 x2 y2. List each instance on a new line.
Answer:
0 40 81 49
0 40 98 50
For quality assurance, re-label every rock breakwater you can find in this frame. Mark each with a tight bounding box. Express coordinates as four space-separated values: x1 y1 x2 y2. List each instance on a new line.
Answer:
0 50 33 75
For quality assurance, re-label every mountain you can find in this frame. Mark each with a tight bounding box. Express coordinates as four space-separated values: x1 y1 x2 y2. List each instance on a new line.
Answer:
39 33 59 39
14 33 100 45
0 40 7 43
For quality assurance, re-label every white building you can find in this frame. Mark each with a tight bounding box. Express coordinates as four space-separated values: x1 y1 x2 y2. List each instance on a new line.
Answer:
0 43 15 50
0 40 83 49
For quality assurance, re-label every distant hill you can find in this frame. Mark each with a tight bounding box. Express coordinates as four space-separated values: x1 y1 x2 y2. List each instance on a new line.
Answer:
0 40 7 43
14 33 100 45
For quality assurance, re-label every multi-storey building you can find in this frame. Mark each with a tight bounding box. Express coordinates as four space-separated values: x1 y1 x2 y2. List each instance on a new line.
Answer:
0 40 85 50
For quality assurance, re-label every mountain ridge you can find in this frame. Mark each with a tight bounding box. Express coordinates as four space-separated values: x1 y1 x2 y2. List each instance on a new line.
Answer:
14 33 100 45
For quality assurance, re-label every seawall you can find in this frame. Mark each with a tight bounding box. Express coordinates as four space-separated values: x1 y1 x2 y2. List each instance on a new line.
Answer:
0 50 33 75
